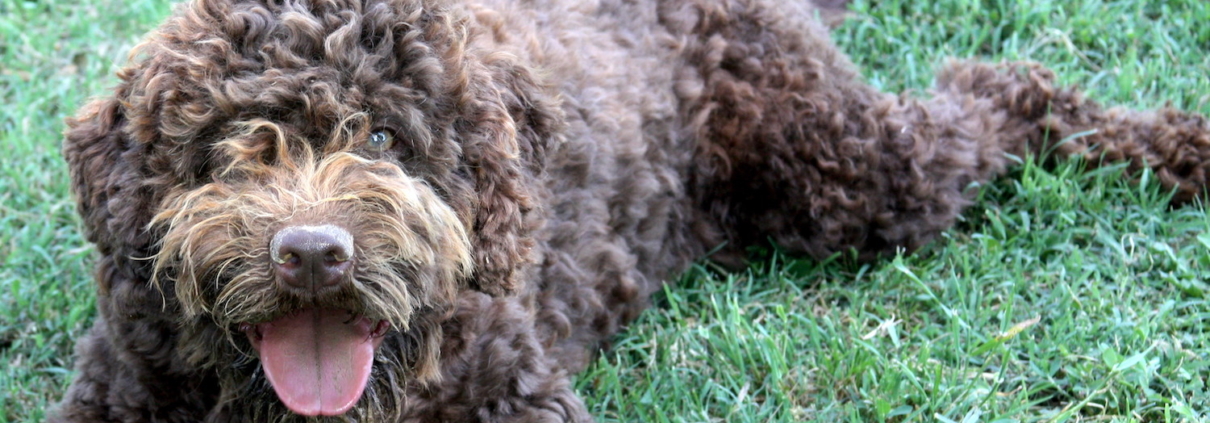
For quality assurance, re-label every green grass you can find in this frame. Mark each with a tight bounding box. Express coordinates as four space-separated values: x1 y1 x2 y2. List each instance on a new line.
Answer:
1 0 177 421
1 0 1208 422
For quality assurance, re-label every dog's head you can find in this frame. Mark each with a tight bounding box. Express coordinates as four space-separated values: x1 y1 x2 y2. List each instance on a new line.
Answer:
63 0 558 418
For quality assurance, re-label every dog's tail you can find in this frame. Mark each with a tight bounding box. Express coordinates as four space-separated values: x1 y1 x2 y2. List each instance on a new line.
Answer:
934 61 1210 205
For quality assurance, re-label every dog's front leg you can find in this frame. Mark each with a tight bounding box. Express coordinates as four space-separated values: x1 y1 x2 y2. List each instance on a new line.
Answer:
402 293 593 423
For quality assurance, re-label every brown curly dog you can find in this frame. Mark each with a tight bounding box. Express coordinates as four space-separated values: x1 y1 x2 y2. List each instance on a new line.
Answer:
51 0 1209 421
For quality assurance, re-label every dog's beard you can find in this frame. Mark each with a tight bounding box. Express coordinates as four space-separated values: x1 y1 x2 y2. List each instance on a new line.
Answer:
150 135 471 419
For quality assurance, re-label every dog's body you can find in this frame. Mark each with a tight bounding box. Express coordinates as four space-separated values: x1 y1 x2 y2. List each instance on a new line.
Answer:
51 0 1209 421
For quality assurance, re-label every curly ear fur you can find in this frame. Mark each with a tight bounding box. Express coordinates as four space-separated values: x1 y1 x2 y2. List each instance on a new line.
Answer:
454 53 559 297
59 87 215 423
63 97 158 287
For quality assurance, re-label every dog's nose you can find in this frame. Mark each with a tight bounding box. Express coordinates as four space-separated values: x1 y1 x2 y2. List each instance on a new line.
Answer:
270 225 355 290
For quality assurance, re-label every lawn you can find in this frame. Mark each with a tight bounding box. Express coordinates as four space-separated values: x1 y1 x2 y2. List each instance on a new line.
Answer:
2 0 1208 422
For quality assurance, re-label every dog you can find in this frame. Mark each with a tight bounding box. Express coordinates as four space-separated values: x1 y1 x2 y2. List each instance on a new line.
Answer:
50 0 1210 421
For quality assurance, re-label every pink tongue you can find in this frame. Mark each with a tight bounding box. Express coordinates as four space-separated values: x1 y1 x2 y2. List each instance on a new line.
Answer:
253 308 378 417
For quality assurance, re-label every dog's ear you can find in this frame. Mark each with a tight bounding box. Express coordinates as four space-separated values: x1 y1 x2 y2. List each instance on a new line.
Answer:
456 59 560 297
63 97 158 287
64 26 230 284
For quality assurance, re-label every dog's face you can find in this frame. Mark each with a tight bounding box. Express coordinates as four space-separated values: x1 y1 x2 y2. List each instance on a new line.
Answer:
63 0 556 419
154 127 473 418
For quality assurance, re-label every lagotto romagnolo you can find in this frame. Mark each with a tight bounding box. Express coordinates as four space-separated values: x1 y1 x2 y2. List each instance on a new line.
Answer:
52 0 1209 421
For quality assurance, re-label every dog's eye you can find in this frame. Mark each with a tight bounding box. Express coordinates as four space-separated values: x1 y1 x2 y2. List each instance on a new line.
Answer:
367 130 395 151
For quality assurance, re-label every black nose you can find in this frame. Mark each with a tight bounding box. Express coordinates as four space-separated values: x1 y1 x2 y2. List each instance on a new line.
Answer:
270 225 355 291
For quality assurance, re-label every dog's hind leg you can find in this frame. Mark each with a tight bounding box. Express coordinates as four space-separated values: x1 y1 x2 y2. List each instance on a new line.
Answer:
936 61 1210 206
673 2 1210 261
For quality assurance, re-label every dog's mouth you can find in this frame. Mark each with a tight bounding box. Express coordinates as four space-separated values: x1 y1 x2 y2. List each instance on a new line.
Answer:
242 308 390 417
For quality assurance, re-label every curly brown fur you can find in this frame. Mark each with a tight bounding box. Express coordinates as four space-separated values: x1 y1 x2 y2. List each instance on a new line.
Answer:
52 0 1209 422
